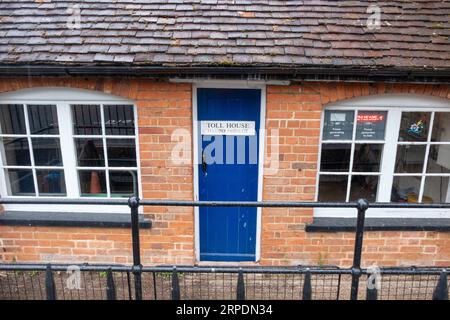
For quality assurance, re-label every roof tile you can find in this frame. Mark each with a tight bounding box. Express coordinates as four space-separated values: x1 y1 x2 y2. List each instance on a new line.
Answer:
0 0 447 71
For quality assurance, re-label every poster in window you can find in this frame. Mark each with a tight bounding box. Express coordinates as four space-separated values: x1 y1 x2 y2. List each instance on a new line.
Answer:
322 110 354 140
355 111 387 140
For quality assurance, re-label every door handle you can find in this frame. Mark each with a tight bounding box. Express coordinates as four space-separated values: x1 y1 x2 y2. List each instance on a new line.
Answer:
202 150 208 175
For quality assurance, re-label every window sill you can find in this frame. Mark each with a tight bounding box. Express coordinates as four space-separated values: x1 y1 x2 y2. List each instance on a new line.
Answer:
305 217 450 232
0 211 151 229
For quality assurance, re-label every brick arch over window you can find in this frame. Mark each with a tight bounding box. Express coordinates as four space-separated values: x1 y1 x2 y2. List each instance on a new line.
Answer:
319 83 450 105
0 77 191 102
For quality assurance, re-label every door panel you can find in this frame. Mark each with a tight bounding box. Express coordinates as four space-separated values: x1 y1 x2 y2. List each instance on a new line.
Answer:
197 88 261 261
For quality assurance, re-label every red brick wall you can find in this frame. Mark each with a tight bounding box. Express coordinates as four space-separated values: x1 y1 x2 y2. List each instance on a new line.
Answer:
0 78 449 267
261 82 450 267
0 77 194 265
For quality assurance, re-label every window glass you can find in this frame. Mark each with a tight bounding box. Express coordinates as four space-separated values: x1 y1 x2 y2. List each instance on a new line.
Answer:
104 105 135 135
0 98 138 199
72 105 102 135
398 112 431 142
36 170 66 196
355 111 387 140
423 176 449 203
6 169 35 196
318 175 348 202
394 145 426 173
79 170 107 197
31 138 63 166
352 144 383 172
427 145 450 174
72 104 138 198
110 170 138 197
349 175 379 202
322 110 354 140
1 137 31 166
319 144 351 172
27 105 59 135
0 104 26 134
391 176 422 203
431 112 450 142
75 138 105 167
106 139 137 167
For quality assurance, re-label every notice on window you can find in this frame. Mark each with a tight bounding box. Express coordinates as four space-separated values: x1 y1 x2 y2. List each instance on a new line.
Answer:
201 121 256 136
322 110 354 140
355 111 387 140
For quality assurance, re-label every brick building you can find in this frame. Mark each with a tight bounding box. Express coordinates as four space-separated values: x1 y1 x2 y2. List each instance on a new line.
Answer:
0 1 449 267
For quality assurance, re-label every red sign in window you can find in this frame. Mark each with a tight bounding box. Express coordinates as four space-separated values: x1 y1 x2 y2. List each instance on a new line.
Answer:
357 114 385 122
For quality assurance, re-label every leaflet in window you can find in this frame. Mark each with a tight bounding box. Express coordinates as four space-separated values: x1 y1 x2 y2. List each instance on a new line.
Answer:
322 110 354 140
355 111 387 140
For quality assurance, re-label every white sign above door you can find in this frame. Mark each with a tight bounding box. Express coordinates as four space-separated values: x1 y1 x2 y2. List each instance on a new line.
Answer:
200 121 256 136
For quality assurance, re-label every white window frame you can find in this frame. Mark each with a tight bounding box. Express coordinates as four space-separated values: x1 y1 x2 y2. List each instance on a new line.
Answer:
0 87 142 213
315 94 450 218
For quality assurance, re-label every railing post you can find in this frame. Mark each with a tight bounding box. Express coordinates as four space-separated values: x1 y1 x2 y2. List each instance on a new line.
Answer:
236 268 245 300
128 196 143 300
106 268 117 300
366 278 378 300
171 266 181 300
350 198 369 300
45 264 56 300
302 269 312 300
432 270 448 300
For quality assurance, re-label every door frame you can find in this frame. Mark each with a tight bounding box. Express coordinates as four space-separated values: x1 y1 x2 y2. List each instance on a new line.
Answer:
192 81 267 262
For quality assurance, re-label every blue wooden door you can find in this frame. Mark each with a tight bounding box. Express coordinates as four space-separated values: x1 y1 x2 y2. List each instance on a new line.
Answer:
198 88 261 261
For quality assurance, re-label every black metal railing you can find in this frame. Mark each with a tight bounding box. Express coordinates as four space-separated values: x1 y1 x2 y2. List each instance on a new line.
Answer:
0 197 449 300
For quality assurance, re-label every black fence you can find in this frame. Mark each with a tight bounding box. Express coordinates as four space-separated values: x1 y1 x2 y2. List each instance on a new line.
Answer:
0 197 449 300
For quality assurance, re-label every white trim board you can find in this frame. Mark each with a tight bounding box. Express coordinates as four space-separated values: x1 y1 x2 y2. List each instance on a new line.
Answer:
0 87 133 102
192 82 266 262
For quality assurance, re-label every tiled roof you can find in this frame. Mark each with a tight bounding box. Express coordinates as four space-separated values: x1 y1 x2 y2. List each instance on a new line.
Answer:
0 0 449 72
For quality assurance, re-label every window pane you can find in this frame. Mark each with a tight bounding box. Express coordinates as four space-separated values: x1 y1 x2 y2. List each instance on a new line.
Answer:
423 176 449 203
398 112 431 142
431 112 450 142
318 175 348 201
36 170 66 196
107 139 137 167
110 170 138 197
1 137 31 166
31 138 63 166
352 144 383 172
6 169 35 196
0 104 26 134
355 111 387 140
79 170 107 196
394 145 426 173
322 110 354 140
75 138 105 167
27 105 59 135
349 175 379 202
104 105 135 135
391 176 422 202
319 144 351 172
72 105 102 135
427 145 450 173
